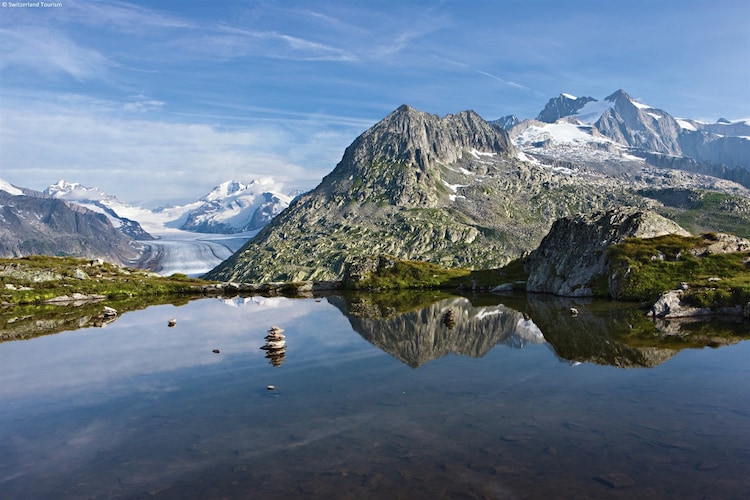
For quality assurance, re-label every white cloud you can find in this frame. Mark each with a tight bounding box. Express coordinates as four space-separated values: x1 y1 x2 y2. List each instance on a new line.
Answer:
0 96 360 206
0 26 110 80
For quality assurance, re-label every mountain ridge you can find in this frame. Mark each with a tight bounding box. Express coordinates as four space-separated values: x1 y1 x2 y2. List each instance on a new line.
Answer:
205 102 750 284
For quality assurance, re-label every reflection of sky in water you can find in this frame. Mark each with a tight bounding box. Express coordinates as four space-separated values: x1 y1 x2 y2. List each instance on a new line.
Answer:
0 297 375 400
2 296 750 498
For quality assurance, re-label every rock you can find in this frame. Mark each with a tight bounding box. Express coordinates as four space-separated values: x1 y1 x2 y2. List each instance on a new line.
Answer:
102 306 118 317
647 290 711 319
569 307 579 317
490 283 514 292
595 472 635 489
526 207 689 297
73 268 89 280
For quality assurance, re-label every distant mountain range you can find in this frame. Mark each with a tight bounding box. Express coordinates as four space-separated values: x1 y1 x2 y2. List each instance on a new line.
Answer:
494 89 750 187
0 177 293 269
44 179 292 235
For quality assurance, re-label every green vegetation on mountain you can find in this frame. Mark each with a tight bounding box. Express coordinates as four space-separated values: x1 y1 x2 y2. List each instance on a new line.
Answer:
639 188 750 238
342 254 527 291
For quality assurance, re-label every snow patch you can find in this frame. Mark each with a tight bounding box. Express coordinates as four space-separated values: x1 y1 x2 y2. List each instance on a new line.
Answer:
0 179 23 196
573 99 615 124
442 180 467 192
676 119 697 131
470 148 497 159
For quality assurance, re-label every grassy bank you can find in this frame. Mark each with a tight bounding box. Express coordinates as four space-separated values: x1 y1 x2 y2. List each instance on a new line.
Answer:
0 255 211 305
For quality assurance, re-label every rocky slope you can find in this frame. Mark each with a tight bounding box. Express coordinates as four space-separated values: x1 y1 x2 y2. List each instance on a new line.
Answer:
206 104 750 284
0 183 144 266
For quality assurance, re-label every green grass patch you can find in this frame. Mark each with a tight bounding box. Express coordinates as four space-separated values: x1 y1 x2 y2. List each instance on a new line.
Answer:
606 234 750 305
344 255 528 291
0 255 213 305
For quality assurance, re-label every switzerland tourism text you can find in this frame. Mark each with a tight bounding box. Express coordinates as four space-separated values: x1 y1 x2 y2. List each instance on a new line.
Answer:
2 2 63 7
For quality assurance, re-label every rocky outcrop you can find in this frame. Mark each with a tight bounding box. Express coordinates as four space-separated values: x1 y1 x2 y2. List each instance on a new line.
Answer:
526 208 690 296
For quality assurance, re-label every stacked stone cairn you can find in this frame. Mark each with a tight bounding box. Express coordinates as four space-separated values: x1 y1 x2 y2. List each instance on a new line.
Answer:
261 326 287 367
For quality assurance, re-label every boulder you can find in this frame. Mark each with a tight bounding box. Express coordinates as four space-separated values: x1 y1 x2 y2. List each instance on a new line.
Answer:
525 207 689 297
646 290 710 318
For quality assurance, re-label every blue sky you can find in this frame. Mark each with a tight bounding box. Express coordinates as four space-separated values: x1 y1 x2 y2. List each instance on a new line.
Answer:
1 0 749 206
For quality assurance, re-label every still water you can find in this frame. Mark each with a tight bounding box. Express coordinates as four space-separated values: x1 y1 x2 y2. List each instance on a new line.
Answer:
1 292 749 499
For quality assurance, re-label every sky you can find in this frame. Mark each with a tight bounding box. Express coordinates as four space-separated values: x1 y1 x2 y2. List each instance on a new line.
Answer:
1 0 749 207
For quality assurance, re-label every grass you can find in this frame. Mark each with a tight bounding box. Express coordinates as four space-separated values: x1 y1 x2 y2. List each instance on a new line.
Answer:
606 234 750 307
343 255 528 290
0 255 212 305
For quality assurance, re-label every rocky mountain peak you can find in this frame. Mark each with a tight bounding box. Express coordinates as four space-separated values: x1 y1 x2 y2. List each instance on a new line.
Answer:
335 104 514 177
536 93 597 123
604 89 634 104
490 115 521 130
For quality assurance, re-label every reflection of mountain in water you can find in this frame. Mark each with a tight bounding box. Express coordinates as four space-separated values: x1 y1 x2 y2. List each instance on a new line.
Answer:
328 295 545 368
524 295 680 368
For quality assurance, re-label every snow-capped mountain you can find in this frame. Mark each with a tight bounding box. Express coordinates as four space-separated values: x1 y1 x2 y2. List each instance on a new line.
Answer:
45 178 293 236
1 179 145 265
37 178 294 276
173 179 293 234
45 180 155 240
508 89 750 187
536 93 598 123
489 114 521 131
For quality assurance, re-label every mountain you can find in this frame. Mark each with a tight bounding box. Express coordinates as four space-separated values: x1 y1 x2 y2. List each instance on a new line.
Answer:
0 180 144 265
489 114 521 130
511 89 750 186
205 104 750 284
45 180 154 240
46 178 292 235
536 93 598 123
174 180 292 234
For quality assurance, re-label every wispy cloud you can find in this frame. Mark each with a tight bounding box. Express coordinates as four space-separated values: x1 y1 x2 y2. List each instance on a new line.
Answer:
66 0 195 32
0 27 110 80
476 70 530 92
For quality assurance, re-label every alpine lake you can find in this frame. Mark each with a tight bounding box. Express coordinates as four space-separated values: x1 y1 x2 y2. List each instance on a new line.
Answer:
1 290 749 499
